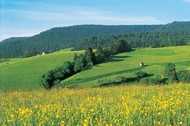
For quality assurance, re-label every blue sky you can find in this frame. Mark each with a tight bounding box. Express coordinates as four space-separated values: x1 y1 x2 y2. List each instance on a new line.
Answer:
0 0 190 41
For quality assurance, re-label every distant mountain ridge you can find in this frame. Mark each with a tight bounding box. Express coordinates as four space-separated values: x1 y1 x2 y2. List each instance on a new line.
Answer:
0 21 190 58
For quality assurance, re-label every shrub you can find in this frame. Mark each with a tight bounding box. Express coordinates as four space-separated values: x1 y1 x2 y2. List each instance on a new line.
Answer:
41 71 55 89
177 70 190 83
164 63 178 83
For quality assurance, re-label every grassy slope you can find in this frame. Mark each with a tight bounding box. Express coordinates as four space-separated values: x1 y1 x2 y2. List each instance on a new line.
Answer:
0 46 190 91
0 49 82 91
61 46 190 87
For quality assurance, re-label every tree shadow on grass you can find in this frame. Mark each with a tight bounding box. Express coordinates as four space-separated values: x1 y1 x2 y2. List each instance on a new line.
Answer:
99 73 154 87
62 67 145 85
104 55 131 63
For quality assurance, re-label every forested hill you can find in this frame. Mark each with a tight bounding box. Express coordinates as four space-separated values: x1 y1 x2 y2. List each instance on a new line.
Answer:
0 25 161 58
157 21 190 32
0 21 190 58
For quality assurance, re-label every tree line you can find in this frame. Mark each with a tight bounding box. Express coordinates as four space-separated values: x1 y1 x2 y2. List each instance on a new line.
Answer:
41 39 132 89
73 31 190 50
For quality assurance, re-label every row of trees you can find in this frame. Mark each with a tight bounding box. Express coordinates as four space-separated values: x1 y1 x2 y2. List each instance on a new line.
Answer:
73 31 190 50
41 40 132 89
41 62 74 89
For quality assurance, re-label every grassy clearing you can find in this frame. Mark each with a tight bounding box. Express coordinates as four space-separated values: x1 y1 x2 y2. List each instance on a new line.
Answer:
0 84 189 125
0 49 82 91
61 46 190 87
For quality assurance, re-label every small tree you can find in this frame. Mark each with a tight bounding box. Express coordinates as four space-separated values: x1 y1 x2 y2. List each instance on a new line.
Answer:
164 63 178 83
116 39 132 53
84 47 96 66
177 70 190 83
109 42 118 54
109 39 132 54
73 53 78 62
41 71 55 89
74 54 86 72
95 47 105 63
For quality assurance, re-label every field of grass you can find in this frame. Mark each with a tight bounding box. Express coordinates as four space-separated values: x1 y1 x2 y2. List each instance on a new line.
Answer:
61 46 190 87
0 49 82 91
0 46 190 91
0 84 189 125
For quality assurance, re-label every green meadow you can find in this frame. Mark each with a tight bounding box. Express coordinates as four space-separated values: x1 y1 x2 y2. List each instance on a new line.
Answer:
61 46 190 87
0 49 82 91
0 46 190 91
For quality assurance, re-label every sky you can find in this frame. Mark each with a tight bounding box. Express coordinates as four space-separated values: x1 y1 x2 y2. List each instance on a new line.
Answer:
0 0 190 41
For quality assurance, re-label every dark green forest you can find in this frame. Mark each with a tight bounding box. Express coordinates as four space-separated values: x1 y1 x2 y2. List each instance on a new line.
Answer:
0 21 190 58
73 31 190 50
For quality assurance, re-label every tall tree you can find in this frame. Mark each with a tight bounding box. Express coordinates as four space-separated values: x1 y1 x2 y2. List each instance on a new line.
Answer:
109 39 132 54
84 47 96 66
95 47 105 63
74 54 86 72
73 53 78 62
164 63 178 83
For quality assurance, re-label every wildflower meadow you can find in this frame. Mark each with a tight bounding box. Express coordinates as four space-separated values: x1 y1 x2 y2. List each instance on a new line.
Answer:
0 84 189 126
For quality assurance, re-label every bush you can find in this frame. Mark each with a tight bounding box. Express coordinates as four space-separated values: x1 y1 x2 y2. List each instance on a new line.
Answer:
41 71 55 89
177 70 190 83
164 63 178 83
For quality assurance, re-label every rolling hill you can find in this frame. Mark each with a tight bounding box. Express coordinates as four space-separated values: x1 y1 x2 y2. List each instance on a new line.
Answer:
0 46 190 91
61 46 190 87
1 21 190 58
0 49 82 91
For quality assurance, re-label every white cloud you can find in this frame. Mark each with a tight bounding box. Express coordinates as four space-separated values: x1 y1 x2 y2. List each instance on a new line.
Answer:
2 8 162 25
78 11 160 24
1 6 163 40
